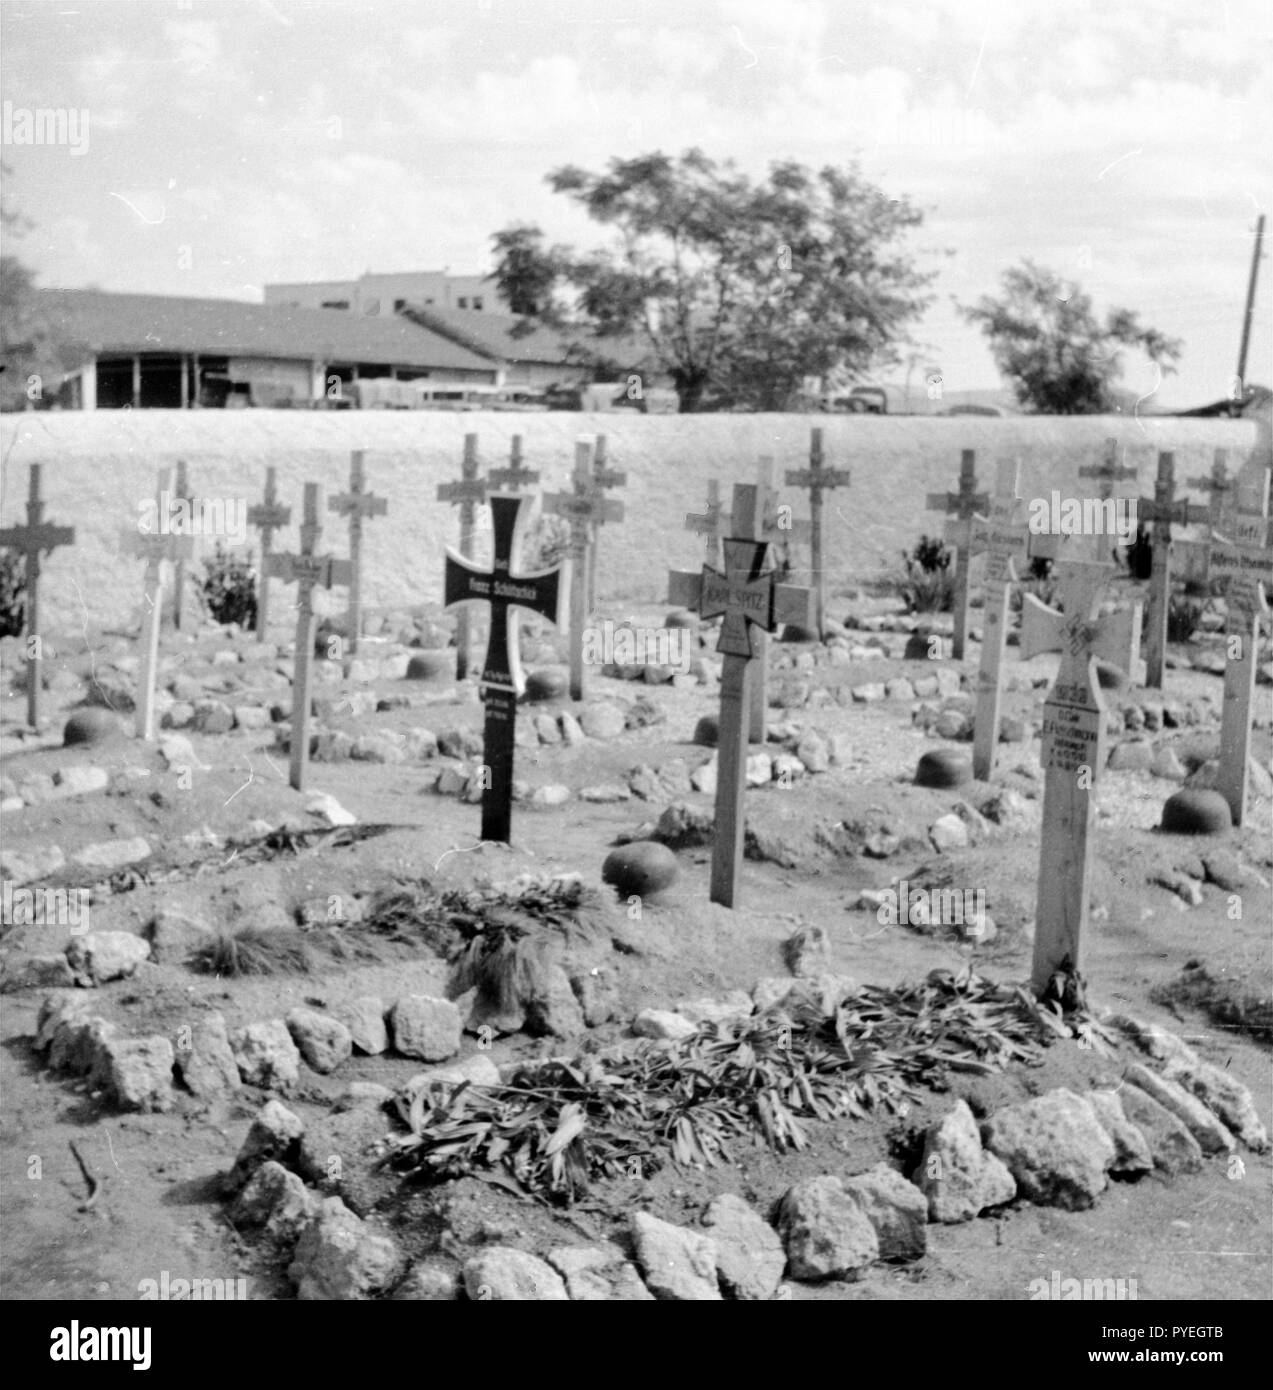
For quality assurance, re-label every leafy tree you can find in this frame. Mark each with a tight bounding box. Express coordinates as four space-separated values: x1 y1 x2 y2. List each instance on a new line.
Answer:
0 169 62 411
492 149 937 412
961 260 1182 414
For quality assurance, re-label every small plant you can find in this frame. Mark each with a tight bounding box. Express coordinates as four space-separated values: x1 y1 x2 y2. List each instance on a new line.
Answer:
898 535 953 613
0 550 24 637
189 925 314 977
202 543 257 629
521 514 573 572
1013 555 1056 613
1167 583 1208 643
1124 525 1153 580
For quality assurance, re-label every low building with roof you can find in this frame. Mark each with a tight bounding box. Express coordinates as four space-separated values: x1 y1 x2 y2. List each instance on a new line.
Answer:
38 289 498 409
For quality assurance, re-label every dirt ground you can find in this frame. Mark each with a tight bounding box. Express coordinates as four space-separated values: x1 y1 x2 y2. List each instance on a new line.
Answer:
1 590 1270 1303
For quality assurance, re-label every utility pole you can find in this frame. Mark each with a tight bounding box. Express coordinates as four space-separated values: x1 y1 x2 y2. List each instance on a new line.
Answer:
1234 213 1265 411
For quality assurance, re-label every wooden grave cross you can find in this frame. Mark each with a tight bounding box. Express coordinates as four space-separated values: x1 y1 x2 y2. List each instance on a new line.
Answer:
125 468 196 741
0 463 76 729
437 434 488 681
487 435 540 493
545 438 625 700
926 449 989 659
1205 471 1272 826
328 450 387 656
1074 437 1139 564
1140 452 1210 688
247 465 292 641
1029 559 1120 997
969 459 1030 782
584 435 626 614
1176 450 1234 586
1020 538 1143 683
668 483 815 907
267 483 352 790
171 460 192 629
785 427 851 638
444 492 565 843
685 479 732 563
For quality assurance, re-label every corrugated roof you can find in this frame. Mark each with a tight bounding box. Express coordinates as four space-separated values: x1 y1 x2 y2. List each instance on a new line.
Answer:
37 289 496 372
403 303 652 370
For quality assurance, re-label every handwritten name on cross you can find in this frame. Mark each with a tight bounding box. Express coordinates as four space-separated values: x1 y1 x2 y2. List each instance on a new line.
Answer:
1206 471 1272 825
545 438 625 700
487 435 541 493
668 483 815 907
328 450 387 656
267 484 352 790
1140 452 1210 688
1029 560 1118 998
969 460 1030 781
437 434 488 681
785 428 850 638
247 465 292 642
0 463 75 729
125 468 196 741
444 493 564 844
926 449 989 659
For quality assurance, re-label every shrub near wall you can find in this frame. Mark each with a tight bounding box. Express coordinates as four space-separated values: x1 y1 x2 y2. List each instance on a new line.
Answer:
0 410 1259 634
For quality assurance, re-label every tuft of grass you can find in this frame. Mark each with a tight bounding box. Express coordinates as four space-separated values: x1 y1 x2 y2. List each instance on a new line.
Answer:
190 925 315 977
1151 961 1273 1044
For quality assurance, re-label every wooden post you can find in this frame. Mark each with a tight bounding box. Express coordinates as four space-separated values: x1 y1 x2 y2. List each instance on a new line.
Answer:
328 450 387 656
1027 561 1119 997
1075 437 1139 564
444 493 565 843
172 460 190 629
685 479 732 564
668 484 815 907
487 434 540 493
926 450 989 659
586 435 626 615
124 468 195 741
1140 452 1210 688
0 464 75 729
1206 472 1272 825
544 438 625 701
247 466 292 641
785 427 851 637
751 457 812 741
266 484 352 791
970 460 1029 782
437 434 487 681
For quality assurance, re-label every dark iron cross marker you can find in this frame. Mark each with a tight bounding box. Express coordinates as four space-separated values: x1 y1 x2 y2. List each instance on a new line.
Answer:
247 465 292 642
487 434 541 493
785 427 850 638
444 493 565 844
668 483 814 907
437 434 487 681
267 483 352 790
126 468 196 741
1140 452 1209 688
0 463 75 729
545 438 624 700
925 449 989 659
328 450 387 655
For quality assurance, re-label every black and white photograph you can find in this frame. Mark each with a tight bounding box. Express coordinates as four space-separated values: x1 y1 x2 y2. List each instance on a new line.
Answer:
0 0 1269 1338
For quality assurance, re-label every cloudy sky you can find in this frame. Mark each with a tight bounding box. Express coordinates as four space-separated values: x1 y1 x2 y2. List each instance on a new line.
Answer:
2 0 1269 407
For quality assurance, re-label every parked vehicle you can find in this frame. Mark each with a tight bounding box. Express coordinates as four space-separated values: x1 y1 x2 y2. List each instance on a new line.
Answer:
821 385 889 414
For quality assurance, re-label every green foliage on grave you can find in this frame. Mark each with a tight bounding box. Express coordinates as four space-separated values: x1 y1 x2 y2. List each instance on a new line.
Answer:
961 261 1182 414
0 548 25 637
201 543 257 629
897 535 953 612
